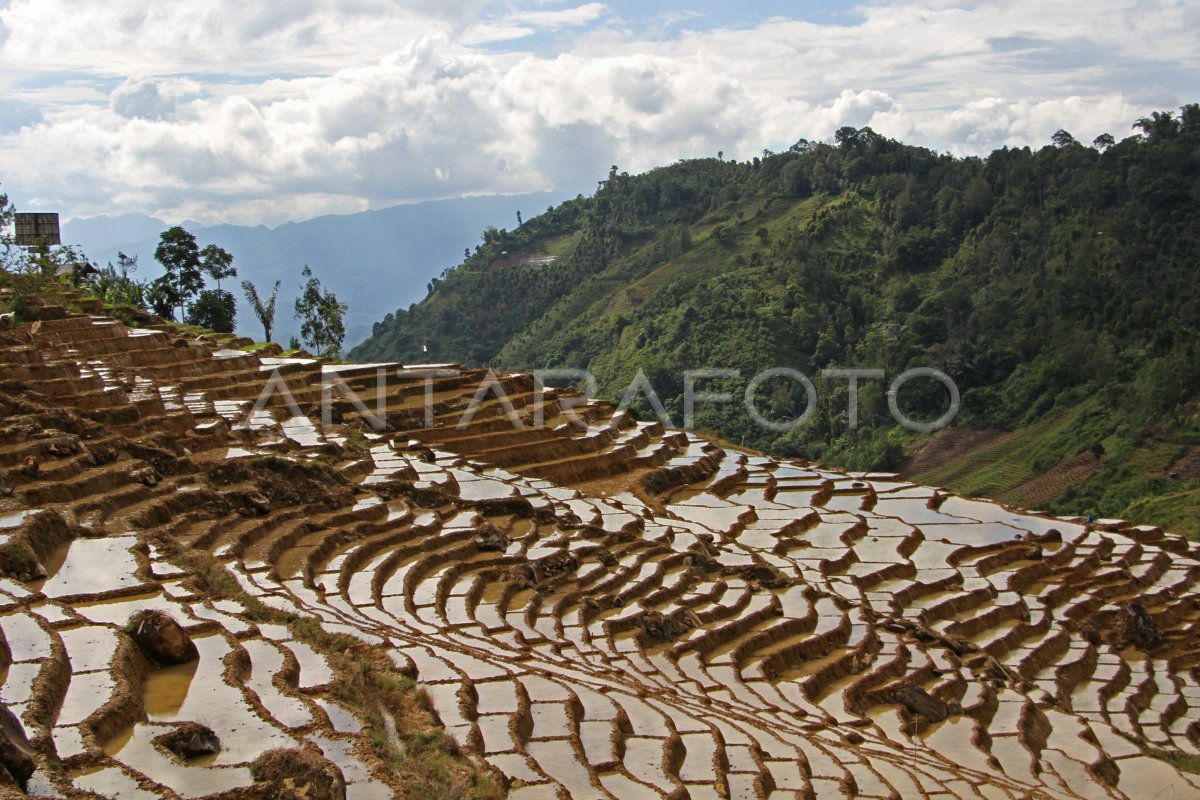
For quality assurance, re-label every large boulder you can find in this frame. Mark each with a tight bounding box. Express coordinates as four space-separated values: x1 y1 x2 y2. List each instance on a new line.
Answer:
895 684 948 723
537 551 578 580
1115 602 1163 650
737 562 791 589
0 703 36 789
250 748 346 800
126 610 199 666
154 722 221 760
634 609 701 643
474 522 509 553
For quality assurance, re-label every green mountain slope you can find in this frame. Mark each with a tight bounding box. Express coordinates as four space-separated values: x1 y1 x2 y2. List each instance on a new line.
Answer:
352 108 1200 534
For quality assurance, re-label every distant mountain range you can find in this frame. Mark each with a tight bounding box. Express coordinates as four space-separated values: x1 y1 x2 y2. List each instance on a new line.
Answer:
62 192 567 348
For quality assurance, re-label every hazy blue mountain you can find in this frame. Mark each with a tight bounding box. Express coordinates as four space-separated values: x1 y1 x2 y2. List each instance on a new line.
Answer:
64 193 566 348
62 213 169 253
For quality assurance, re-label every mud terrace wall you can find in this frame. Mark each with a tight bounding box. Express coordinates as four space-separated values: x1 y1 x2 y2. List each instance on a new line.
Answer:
1 312 1199 798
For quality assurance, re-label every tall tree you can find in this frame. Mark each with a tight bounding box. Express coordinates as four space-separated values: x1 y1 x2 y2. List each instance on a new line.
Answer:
1050 129 1078 148
242 279 281 342
153 226 205 321
200 244 236 289
294 265 348 357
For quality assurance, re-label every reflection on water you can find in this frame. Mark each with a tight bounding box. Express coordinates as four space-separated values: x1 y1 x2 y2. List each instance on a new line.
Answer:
143 658 201 718
142 633 296 764
104 722 252 794
36 535 142 598
71 765 160 799
0 509 33 529
0 611 51 661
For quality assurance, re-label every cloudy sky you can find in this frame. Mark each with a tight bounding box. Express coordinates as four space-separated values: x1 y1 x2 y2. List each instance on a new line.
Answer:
0 0 1196 226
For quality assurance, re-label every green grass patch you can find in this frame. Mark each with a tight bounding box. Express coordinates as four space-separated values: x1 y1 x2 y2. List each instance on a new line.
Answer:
1124 486 1200 540
539 230 581 258
1145 746 1200 775
914 402 1095 497
239 341 281 353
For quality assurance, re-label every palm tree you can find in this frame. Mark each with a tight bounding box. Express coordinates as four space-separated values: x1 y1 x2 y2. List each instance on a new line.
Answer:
241 279 280 342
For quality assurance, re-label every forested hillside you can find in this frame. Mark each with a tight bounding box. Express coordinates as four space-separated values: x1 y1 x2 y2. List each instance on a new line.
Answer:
352 107 1200 534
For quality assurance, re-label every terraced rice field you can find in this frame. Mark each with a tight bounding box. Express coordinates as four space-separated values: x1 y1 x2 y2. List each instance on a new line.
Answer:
1 312 1200 798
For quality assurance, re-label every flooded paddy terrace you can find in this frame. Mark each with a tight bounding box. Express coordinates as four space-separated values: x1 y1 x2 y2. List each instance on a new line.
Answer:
0 313 1197 798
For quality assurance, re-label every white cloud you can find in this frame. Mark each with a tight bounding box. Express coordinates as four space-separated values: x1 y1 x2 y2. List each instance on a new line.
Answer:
0 0 1195 224
110 76 203 120
0 0 481 79
927 95 1146 153
508 3 608 29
